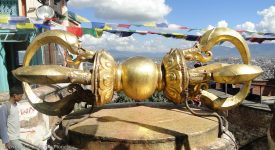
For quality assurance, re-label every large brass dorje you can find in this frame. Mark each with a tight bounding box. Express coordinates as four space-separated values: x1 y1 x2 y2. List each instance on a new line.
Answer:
13 27 263 116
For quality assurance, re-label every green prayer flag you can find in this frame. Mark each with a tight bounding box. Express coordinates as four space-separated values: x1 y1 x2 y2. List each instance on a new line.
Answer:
83 28 94 35
82 28 103 38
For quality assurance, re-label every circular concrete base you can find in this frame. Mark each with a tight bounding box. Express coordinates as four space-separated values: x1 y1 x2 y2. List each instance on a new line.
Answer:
60 103 234 150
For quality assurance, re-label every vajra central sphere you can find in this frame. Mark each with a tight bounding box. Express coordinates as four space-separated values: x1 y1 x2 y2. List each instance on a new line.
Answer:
13 27 263 116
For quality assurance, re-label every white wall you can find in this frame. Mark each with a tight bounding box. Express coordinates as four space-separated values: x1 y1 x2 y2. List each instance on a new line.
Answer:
26 0 42 17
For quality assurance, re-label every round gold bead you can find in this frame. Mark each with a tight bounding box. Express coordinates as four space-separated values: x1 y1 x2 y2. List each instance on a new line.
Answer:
120 57 159 100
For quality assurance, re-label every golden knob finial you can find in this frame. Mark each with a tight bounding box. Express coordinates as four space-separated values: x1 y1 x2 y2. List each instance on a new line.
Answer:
119 56 159 100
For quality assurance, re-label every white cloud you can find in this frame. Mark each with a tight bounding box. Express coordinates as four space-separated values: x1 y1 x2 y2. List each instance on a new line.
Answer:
217 20 228 27
234 6 275 44
197 21 228 35
256 6 275 32
236 21 256 31
68 0 171 22
80 32 194 53
235 6 275 33
206 25 215 30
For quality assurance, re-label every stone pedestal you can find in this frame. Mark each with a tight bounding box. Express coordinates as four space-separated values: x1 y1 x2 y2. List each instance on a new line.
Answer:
58 103 234 150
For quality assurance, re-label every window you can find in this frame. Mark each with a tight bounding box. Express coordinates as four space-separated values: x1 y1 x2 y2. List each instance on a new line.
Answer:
0 32 30 42
0 0 19 16
18 50 26 65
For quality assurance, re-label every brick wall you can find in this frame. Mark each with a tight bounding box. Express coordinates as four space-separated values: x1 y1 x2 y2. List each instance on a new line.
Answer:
226 104 272 149
215 80 275 97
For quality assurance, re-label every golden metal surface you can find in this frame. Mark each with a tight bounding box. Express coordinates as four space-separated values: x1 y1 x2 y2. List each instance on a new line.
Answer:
92 51 116 106
64 103 219 150
189 63 230 72
199 27 250 64
120 56 159 100
13 27 263 115
198 28 257 110
212 64 263 84
179 43 213 63
13 65 91 84
162 49 189 104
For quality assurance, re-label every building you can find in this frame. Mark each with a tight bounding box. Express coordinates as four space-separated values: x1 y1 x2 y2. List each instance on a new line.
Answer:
0 0 80 92
0 0 83 148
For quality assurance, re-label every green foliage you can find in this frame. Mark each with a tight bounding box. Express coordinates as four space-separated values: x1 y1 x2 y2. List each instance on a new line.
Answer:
113 92 135 103
147 91 168 102
113 91 168 103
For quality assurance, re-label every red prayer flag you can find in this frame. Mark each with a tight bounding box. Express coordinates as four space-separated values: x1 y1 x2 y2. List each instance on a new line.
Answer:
67 26 83 37
180 26 189 29
118 24 131 28
248 37 265 44
147 31 158 34
236 30 246 33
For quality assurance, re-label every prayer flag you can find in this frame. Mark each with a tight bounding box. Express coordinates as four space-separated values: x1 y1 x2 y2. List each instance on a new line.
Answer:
143 22 156 27
82 28 94 35
147 31 158 34
0 24 16 30
186 35 200 41
83 28 103 38
245 31 256 35
16 23 35 29
106 30 134 37
119 31 134 37
236 30 246 33
95 28 103 37
246 37 265 44
161 33 173 38
103 25 112 30
34 24 50 29
133 24 143 27
171 33 185 39
0 15 9 23
180 26 189 29
68 11 90 22
29 17 44 24
135 30 147 35
67 26 83 37
92 22 105 29
8 16 27 24
118 24 131 28
156 23 168 28
264 33 275 36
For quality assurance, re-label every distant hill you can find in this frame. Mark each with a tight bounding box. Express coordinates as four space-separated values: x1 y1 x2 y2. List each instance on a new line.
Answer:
107 43 275 60
108 50 166 60
212 43 275 58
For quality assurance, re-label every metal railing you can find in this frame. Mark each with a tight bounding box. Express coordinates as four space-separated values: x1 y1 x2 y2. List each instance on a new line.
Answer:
222 83 275 104
251 83 275 103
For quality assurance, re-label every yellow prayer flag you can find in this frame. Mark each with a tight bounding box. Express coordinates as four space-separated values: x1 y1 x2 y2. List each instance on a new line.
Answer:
143 22 156 27
103 25 112 31
172 32 182 35
0 15 9 23
172 32 186 39
16 23 35 29
76 15 90 22
95 28 103 38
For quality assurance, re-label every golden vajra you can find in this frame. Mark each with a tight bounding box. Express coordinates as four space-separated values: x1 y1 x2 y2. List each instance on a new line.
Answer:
13 27 263 116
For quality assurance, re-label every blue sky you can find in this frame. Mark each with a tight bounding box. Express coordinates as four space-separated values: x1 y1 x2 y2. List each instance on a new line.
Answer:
165 0 274 28
67 0 275 52
68 0 274 29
